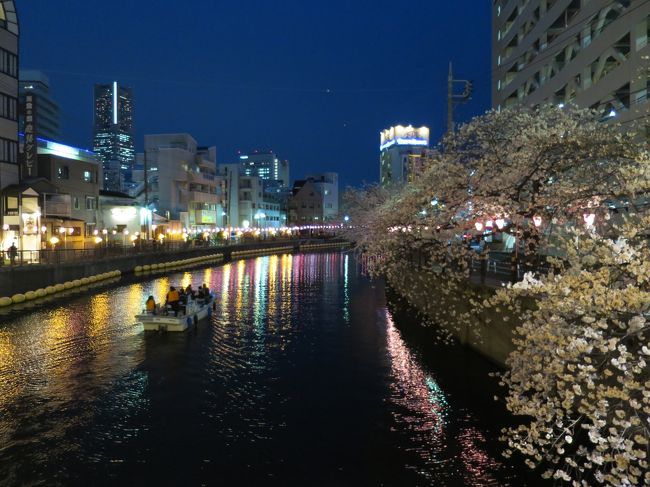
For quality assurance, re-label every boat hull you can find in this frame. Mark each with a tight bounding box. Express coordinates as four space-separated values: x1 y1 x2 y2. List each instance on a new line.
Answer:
136 296 214 332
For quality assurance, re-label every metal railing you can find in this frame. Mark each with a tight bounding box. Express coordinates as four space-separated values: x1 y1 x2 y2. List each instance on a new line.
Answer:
0 235 331 268
405 249 553 287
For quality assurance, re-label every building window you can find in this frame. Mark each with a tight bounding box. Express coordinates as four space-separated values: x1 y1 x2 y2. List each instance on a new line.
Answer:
83 170 93 183
57 166 69 179
4 196 17 215
0 93 16 121
73 197 79 210
0 48 17 78
0 137 16 163
85 196 96 210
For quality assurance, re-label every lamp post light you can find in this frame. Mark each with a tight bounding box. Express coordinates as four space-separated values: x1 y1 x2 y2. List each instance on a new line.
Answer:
49 236 59 251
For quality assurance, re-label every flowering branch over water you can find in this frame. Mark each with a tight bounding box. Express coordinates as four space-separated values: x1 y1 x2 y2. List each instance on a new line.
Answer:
342 106 650 485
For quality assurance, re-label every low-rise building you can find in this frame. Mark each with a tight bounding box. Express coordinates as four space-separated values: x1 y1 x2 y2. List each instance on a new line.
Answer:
97 190 153 245
137 133 223 231
306 172 339 222
2 138 101 252
288 179 324 225
288 173 340 225
219 163 285 229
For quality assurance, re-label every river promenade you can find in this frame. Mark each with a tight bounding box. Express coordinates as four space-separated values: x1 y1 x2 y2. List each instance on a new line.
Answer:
0 238 349 297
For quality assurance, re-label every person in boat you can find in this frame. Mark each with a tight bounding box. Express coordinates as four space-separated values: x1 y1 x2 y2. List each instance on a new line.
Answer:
200 284 210 299
165 286 180 316
186 284 195 299
146 295 157 315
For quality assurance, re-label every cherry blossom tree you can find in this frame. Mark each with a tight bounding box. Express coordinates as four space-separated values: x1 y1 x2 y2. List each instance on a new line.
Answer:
342 105 650 484
495 215 650 486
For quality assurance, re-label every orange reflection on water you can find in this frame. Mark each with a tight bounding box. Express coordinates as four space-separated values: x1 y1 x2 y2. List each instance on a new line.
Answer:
180 272 192 290
221 263 232 311
153 277 170 306
267 255 279 321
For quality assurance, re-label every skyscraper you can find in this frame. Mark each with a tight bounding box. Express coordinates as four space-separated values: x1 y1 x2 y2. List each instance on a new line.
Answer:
492 1 650 124
93 82 134 191
19 70 61 141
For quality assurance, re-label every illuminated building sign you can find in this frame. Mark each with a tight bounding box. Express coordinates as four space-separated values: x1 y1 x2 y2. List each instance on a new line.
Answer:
111 207 137 222
380 125 430 151
22 94 37 177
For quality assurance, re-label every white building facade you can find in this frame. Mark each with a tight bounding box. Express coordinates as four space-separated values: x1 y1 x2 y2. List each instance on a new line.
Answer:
140 133 223 231
219 163 285 229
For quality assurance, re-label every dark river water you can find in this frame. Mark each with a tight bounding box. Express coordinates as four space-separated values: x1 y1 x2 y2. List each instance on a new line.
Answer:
0 252 541 486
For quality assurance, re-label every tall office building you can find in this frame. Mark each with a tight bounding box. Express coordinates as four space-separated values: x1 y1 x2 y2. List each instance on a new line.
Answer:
0 1 19 250
93 82 134 191
19 70 60 141
239 151 290 187
379 125 429 187
492 1 650 125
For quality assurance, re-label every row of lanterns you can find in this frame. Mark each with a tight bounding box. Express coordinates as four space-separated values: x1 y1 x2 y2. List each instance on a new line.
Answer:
473 213 596 232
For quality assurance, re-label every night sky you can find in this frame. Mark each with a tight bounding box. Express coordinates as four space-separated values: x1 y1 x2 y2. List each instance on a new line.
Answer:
20 0 492 188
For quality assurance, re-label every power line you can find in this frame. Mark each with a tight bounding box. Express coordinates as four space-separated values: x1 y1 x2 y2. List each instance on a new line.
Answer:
39 68 437 95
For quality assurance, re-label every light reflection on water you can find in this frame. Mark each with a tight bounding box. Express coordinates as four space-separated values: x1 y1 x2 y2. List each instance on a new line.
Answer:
0 252 518 485
385 310 508 486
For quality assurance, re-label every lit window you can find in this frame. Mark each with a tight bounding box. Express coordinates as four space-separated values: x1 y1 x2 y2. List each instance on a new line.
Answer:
83 170 93 182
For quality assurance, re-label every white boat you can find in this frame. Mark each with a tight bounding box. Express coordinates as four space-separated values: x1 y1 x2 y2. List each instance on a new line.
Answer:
135 294 215 332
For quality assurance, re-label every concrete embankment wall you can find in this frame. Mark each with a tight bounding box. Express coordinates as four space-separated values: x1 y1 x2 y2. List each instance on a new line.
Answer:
0 240 351 297
387 267 530 367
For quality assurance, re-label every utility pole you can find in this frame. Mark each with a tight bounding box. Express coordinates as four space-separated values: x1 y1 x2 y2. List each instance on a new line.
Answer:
447 62 473 135
447 62 454 136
